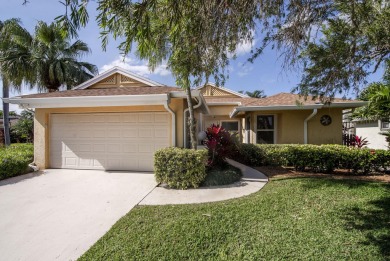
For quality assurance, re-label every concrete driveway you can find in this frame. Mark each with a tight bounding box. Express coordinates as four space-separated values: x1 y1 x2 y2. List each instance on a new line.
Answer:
0 169 157 261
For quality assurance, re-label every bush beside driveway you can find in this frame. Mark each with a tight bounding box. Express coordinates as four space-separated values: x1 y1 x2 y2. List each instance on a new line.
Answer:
0 143 33 180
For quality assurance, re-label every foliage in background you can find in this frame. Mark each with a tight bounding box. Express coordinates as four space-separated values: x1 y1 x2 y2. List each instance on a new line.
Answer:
381 130 390 149
154 147 208 189
0 20 98 92
204 124 238 167
237 144 390 174
48 0 389 146
296 1 390 100
0 111 18 117
10 110 34 143
239 90 267 98
0 18 30 146
0 143 33 180
352 82 390 121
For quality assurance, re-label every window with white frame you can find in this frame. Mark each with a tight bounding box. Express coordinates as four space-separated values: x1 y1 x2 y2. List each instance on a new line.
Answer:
381 120 390 130
221 121 239 134
257 115 275 144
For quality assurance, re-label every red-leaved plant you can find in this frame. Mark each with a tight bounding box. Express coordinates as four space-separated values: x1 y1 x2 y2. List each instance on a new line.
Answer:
351 135 369 148
204 124 238 167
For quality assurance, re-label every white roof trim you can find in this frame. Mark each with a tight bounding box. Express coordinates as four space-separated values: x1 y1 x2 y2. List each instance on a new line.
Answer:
6 94 170 109
195 82 249 98
229 101 366 118
73 66 165 90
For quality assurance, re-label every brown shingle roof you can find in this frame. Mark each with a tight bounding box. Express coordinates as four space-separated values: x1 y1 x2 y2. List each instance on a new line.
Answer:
205 93 358 107
240 93 359 107
20 86 181 99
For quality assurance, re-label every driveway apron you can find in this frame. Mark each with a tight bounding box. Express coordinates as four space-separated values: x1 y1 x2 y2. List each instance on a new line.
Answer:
0 169 157 261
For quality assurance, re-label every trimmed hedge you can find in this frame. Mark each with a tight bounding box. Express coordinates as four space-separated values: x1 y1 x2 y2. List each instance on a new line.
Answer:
0 143 34 180
154 147 208 189
237 144 390 174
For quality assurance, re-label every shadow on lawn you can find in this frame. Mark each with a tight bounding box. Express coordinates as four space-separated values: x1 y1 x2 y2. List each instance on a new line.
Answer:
273 176 378 189
342 194 390 258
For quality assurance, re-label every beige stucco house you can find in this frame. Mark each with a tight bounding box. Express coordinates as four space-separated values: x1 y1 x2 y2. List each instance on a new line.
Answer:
7 67 365 171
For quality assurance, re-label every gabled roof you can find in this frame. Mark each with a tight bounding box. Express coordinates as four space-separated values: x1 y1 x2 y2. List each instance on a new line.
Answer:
230 93 367 117
240 93 362 107
73 66 165 89
196 82 249 98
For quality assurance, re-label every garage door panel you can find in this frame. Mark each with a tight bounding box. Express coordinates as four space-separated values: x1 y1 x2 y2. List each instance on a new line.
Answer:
50 112 170 171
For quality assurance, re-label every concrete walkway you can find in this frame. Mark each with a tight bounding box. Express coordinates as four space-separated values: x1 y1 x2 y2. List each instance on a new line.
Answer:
139 159 268 205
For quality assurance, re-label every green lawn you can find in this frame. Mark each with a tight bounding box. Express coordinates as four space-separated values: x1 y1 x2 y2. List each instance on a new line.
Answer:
80 177 390 260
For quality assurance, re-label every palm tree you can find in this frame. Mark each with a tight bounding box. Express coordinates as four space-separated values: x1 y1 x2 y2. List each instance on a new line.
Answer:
31 21 98 92
0 20 97 145
0 19 33 146
239 89 267 98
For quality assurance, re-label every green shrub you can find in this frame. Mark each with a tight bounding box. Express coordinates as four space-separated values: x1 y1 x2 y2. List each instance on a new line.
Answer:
0 143 34 180
201 164 242 187
154 147 208 189
237 143 390 174
236 143 264 166
257 144 290 166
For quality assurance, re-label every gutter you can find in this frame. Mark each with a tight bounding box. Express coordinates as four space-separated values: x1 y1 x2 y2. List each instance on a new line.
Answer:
6 94 170 108
304 109 318 144
230 105 323 118
164 94 176 147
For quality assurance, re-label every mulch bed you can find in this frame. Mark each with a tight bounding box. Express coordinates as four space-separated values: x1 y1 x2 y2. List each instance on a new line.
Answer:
256 166 390 183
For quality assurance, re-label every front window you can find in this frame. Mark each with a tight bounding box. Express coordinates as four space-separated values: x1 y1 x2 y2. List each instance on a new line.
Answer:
221 121 239 135
257 115 275 144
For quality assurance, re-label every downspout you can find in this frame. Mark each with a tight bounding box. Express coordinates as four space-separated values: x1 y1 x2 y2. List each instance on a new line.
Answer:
164 94 176 147
183 97 203 148
304 109 318 144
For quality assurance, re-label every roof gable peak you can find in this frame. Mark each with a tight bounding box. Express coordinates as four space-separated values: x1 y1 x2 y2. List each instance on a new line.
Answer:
73 66 165 90
196 82 248 98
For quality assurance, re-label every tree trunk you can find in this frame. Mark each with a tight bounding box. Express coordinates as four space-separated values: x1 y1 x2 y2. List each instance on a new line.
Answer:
2 77 10 146
185 87 197 149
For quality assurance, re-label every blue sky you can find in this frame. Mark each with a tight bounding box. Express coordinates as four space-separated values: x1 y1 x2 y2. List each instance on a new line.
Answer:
0 0 384 112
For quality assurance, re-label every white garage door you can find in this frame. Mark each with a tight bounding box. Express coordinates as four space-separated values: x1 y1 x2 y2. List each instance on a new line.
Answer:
50 112 170 171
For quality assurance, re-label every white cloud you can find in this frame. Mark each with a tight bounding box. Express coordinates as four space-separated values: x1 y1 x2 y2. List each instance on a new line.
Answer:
237 62 254 77
235 39 256 57
100 56 171 76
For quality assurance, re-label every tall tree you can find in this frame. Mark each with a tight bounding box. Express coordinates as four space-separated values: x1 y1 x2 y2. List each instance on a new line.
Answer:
0 19 97 145
31 21 98 92
38 0 389 147
0 19 33 146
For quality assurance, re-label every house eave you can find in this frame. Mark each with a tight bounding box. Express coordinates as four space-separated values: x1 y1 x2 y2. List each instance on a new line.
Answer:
229 102 367 118
6 94 171 109
229 105 324 118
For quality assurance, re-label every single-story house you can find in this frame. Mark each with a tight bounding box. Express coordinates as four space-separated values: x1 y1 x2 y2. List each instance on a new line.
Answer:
7 67 366 171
